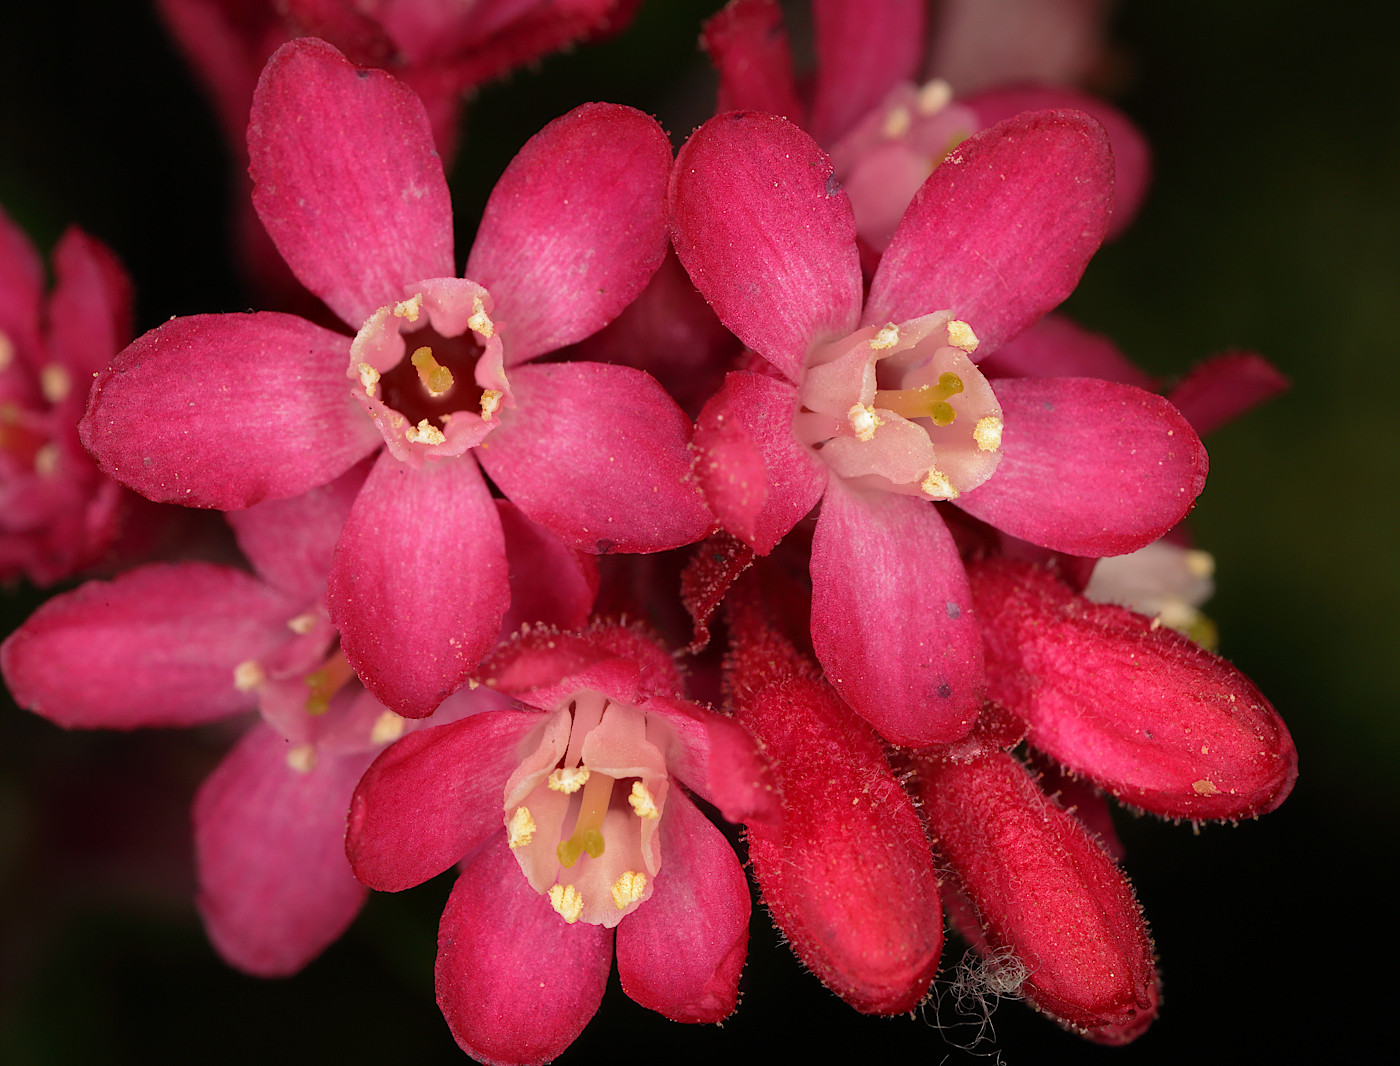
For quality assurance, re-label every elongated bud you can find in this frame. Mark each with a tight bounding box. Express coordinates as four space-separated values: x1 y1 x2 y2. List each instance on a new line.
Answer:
917 749 1158 1037
970 558 1297 820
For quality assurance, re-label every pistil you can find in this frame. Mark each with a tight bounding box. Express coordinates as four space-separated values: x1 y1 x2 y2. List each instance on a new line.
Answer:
410 346 455 397
304 649 355 715
875 372 965 426
556 770 616 868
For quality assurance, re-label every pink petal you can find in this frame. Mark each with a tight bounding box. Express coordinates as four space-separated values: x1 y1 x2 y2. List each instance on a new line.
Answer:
46 228 134 386
866 110 1114 353
228 459 370 602
194 722 370 977
475 362 713 554
80 312 380 509
346 710 544 891
926 0 1112 95
616 789 748 1022
479 628 642 711
810 0 926 143
328 449 509 718
956 377 1208 556
976 313 1154 387
810 479 983 745
0 203 43 351
670 112 863 384
248 38 454 328
1167 351 1289 437
701 0 807 126
437 837 613 1065
0 562 298 729
965 85 1151 240
466 103 671 365
692 370 826 555
497 500 599 635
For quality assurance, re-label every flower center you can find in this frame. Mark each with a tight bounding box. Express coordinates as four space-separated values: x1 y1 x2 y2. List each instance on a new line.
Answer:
502 691 668 928
795 311 1003 500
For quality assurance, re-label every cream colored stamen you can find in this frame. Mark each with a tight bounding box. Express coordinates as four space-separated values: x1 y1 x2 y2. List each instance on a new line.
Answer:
392 294 423 321
370 710 406 746
507 806 537 849
286 612 319 635
548 883 584 924
612 871 647 910
973 415 1003 452
628 781 661 820
548 766 591 794
33 443 59 477
0 330 14 370
40 364 71 404
405 419 446 445
946 319 979 352
357 363 381 396
870 323 901 350
467 296 495 338
233 660 265 692
1185 550 1216 578
480 389 503 420
883 105 912 139
917 78 953 115
286 744 317 773
847 403 881 442
921 468 958 499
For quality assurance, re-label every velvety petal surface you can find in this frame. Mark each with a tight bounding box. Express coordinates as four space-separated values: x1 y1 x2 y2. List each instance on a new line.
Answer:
976 313 1154 387
195 722 371 977
956 377 1208 556
866 110 1114 353
496 501 599 635
810 479 983 745
437 837 614 1066
1 562 299 729
248 37 454 327
80 313 379 508
46 228 134 385
616 788 748 1022
810 0 926 143
692 370 826 554
328 449 509 717
466 103 671 365
346 710 544 891
670 112 863 384
1167 351 1289 437
476 362 712 554
701 0 807 125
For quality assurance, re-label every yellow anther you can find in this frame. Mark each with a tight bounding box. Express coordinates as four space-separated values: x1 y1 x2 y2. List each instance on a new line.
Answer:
40 364 71 404
370 710 406 746
411 346 455 397
973 415 1004 452
921 468 958 499
555 770 616 868
286 744 317 774
467 296 495 338
405 419 446 445
870 323 901 351
847 403 881 442
628 781 661 820
1185 550 1216 578
946 319 979 352
612 871 647 910
33 443 59 477
357 363 381 395
548 883 584 924
917 78 953 115
480 389 503 420
883 105 912 139
507 806 537 849
548 766 591 794
287 612 319 635
233 660 265 692
392 294 422 321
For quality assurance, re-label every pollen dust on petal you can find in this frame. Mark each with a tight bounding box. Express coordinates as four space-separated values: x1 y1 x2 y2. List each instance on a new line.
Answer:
1192 779 1221 796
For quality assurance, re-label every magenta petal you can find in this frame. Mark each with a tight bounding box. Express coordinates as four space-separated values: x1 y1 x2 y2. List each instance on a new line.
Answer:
693 371 826 554
670 112 863 384
347 710 543 891
977 313 1154 388
0 203 43 347
701 0 807 126
476 362 713 554
616 789 748 1022
1166 351 1290 437
46 228 134 385
81 313 379 509
467 103 671 365
810 480 983 745
194 722 370 977
1 562 298 729
866 110 1114 352
810 0 926 143
957 377 1208 556
965 85 1151 240
497 501 598 635
437 837 613 1066
248 38 454 328
329 450 509 718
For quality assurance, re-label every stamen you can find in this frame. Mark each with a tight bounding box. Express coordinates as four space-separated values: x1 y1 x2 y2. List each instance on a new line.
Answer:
410 346 455 397
875 372 964 425
883 105 912 139
392 294 423 321
40 364 71 404
357 362 380 396
405 419 446 446
286 612 319 635
304 650 354 715
1185 550 1216 579
480 389 503 420
946 319 979 352
548 766 591 794
286 743 317 773
921 468 958 499
548 883 584 924
33 443 59 477
556 771 616 868
0 330 13 370
467 296 495 338
233 659 265 692
507 806 537 849
612 871 647 910
869 323 901 350
370 710 405 745
917 78 953 115
973 415 1003 452
628 781 661 820
847 403 882 441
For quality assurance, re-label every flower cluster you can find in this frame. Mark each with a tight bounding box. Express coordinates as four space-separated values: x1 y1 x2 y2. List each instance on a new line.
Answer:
2 4 1297 1064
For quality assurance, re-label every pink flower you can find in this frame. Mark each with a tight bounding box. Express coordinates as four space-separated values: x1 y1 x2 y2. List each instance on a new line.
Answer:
80 38 711 718
347 623 778 1065
671 108 1206 745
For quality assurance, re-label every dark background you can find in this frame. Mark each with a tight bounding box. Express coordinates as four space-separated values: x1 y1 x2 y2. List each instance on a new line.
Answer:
2 1 1395 1062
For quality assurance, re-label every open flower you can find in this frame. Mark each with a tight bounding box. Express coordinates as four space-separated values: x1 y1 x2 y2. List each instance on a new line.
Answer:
347 623 778 1065
80 38 710 719
671 108 1205 745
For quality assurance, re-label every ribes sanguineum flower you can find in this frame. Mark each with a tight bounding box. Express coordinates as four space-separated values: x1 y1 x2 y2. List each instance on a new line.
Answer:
80 38 710 719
